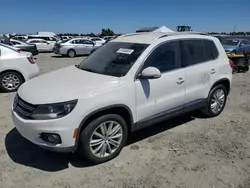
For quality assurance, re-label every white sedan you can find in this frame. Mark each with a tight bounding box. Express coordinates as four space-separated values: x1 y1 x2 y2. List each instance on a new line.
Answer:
26 39 54 52
0 43 39 92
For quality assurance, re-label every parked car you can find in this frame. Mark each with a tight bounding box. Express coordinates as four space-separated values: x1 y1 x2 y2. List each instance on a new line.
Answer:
103 36 115 40
0 43 39 92
53 38 99 57
12 36 28 41
221 38 250 53
10 39 39 56
27 35 59 45
60 36 72 40
89 37 106 46
26 39 54 52
12 32 232 164
226 44 250 54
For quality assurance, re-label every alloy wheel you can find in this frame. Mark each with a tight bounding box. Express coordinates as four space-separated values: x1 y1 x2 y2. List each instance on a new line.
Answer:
210 88 225 114
89 121 123 158
1 74 20 91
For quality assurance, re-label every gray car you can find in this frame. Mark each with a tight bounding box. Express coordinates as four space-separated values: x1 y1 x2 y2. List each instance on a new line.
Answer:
53 38 99 57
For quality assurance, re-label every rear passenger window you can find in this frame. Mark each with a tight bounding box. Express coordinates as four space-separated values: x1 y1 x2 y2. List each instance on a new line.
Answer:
203 40 219 60
181 40 206 66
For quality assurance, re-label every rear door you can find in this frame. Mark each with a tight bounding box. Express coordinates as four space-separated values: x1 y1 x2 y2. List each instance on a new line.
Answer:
181 39 219 110
82 40 95 54
71 40 81 54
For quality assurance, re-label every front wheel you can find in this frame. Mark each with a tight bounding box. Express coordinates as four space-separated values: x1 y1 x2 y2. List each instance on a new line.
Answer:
80 114 128 164
0 71 24 92
201 84 227 117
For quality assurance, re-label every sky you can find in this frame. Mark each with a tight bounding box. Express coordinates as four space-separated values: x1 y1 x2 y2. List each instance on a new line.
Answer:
1 0 250 34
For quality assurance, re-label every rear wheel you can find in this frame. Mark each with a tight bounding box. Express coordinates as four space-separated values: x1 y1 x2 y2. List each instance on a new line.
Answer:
80 114 128 164
0 71 24 92
67 49 76 58
201 84 227 117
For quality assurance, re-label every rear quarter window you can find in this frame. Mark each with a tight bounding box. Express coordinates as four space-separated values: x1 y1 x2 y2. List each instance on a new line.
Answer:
181 39 218 66
203 40 219 60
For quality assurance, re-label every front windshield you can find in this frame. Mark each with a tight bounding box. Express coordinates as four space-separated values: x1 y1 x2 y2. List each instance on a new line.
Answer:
221 39 240 46
79 42 149 77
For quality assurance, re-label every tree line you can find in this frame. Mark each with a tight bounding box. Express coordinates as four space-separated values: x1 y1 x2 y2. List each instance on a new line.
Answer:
208 32 250 36
58 28 120 37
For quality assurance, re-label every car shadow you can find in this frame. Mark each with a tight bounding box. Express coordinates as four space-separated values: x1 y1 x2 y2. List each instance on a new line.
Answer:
5 113 195 171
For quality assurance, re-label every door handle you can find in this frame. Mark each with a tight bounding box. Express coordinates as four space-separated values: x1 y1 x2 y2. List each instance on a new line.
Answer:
177 78 184 84
210 69 216 74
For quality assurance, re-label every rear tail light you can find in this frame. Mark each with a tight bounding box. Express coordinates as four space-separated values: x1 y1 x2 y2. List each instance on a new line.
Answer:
229 59 234 69
27 56 35 64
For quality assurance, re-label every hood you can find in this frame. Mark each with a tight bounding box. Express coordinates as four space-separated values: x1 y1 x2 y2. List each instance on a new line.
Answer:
18 66 119 104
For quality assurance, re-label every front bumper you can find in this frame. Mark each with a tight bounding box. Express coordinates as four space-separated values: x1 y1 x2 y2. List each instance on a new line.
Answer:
12 110 78 152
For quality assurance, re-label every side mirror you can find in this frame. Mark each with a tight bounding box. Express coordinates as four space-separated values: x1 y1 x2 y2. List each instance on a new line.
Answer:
139 67 161 79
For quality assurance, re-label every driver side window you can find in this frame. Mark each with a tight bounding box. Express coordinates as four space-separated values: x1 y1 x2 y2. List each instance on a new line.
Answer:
142 41 181 73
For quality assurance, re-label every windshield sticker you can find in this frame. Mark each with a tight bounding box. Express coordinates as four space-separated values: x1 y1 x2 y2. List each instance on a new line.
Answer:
117 48 134 54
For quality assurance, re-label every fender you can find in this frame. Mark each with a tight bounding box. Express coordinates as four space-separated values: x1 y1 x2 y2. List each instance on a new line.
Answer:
211 78 231 95
73 104 134 150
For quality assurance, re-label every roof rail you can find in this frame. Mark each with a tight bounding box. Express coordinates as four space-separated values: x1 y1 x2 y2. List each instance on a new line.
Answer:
155 32 209 39
119 33 147 38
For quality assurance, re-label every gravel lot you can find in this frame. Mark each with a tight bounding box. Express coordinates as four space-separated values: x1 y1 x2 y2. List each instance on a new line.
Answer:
0 53 250 188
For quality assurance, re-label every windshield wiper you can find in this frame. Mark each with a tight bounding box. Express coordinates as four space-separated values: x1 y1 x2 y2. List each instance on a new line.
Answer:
80 67 96 73
75 65 95 73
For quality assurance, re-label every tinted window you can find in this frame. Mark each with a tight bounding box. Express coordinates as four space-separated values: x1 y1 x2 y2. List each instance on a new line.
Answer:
29 40 38 43
71 40 80 44
203 40 219 60
91 38 101 41
49 37 57 41
79 42 149 77
221 39 239 46
11 41 21 45
181 40 206 66
241 40 250 45
40 40 48 44
142 41 180 73
83 40 94 45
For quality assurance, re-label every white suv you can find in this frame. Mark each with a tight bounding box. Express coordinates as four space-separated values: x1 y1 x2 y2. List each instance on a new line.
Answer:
12 32 232 164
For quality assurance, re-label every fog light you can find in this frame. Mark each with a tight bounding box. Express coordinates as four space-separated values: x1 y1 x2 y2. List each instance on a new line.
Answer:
40 133 61 144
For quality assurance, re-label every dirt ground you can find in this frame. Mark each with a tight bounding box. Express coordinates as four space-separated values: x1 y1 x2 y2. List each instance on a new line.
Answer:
0 53 249 188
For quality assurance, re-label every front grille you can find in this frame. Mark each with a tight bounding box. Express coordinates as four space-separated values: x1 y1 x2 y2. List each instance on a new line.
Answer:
14 95 36 119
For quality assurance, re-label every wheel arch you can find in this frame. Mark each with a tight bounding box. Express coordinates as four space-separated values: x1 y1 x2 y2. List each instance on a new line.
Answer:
74 104 134 149
211 78 231 95
0 69 25 81
67 48 76 54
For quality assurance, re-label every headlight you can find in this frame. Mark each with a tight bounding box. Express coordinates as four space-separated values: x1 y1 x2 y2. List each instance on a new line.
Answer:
31 100 77 120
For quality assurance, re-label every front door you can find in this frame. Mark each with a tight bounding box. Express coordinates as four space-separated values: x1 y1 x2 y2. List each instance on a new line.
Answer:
135 41 186 127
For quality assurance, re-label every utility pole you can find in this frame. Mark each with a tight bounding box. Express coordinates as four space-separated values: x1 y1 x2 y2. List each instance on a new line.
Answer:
234 25 236 32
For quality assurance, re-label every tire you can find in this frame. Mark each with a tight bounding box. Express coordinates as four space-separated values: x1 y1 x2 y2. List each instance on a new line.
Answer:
0 71 24 92
200 84 227 117
80 114 128 164
67 49 76 58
